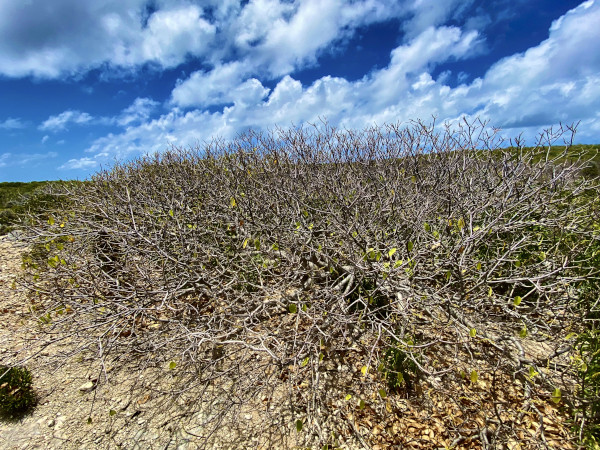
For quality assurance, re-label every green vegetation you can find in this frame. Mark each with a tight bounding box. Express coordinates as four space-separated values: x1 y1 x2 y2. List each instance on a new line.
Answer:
0 180 82 235
0 366 37 417
11 120 600 447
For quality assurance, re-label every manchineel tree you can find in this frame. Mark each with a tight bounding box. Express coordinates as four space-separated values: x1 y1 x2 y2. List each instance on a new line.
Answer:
15 118 600 448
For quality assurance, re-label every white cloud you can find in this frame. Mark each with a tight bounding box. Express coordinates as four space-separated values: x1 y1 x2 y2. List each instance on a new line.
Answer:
41 135 49 144
59 157 99 170
0 151 57 168
62 1 600 171
117 97 160 126
0 117 26 129
39 110 93 132
0 0 216 78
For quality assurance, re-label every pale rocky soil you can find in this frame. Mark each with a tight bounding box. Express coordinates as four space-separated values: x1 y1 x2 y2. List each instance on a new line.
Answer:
0 236 299 450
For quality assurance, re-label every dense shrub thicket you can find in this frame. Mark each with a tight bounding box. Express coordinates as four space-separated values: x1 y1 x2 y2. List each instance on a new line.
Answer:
18 119 600 447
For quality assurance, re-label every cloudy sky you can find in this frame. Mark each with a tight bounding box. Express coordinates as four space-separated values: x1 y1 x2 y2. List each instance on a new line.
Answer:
0 0 599 181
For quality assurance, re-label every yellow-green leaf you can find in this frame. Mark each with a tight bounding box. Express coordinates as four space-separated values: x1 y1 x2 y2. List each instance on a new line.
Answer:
513 296 522 306
288 304 297 314
358 399 366 410
476 262 482 271
551 388 561 404
295 419 303 432
378 389 387 399
168 209 174 217
109 409 116 416
301 357 309 367
470 370 478 383
168 361 176 370
457 217 465 229
48 216 55 225
407 241 414 252
469 328 477 338
361 366 369 376
424 222 431 232
230 197 236 208
345 394 352 401
519 325 527 338
388 248 397 258
242 238 249 249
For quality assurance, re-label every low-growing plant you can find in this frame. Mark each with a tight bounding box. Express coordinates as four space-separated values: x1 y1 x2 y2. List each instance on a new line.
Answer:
380 337 421 392
0 365 37 416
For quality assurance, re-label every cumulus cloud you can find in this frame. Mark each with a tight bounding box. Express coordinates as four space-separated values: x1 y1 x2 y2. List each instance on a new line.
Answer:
39 110 93 132
0 117 26 129
59 0 600 171
171 65 270 108
117 97 160 126
0 0 446 80
0 0 216 78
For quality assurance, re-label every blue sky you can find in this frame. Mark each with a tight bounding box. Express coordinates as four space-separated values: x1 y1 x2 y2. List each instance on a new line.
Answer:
1 0 599 182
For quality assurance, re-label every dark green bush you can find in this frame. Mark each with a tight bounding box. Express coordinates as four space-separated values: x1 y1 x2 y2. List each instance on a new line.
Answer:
0 366 37 416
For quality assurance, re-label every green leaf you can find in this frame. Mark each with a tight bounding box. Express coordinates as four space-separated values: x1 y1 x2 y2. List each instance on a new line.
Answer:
476 262 482 271
168 209 174 217
470 370 478 384
551 388 561 404
407 241 414 252
445 270 452 281
388 248 397 258
345 394 352 401
319 353 324 362
295 419 303 432
378 389 387 399
519 325 528 338
109 409 116 416
424 222 431 232
87 417 92 424
168 361 177 370
528 366 539 379
288 304 297 314
469 328 477 338
513 296 522 306
48 216 55 226
358 399 366 410
301 357 309 367
457 217 465 229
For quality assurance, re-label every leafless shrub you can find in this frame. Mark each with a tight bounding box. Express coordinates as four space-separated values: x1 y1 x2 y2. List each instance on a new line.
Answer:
19 118 600 447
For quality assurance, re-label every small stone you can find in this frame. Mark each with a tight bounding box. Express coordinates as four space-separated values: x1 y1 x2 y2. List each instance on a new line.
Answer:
244 414 252 420
47 418 55 427
79 381 95 392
